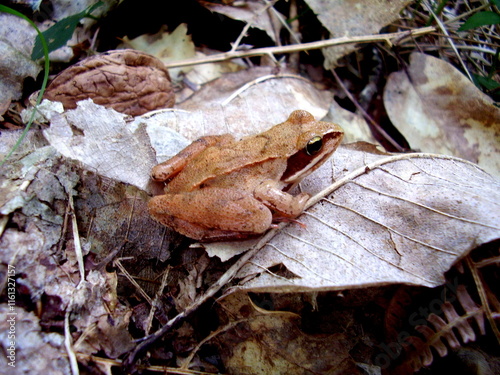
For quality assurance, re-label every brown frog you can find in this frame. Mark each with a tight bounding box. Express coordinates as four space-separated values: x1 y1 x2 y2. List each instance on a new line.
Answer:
148 110 343 241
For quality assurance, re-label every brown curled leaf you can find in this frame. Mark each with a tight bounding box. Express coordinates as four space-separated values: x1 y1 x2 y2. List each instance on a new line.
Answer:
44 49 174 116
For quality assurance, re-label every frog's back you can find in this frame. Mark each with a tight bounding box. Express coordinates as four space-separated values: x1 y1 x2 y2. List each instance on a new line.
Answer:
165 133 291 193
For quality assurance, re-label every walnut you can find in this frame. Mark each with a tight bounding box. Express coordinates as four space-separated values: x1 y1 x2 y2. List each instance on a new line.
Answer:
44 49 174 116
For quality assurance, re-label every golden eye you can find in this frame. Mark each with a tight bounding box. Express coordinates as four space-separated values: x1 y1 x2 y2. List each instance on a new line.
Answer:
305 136 323 155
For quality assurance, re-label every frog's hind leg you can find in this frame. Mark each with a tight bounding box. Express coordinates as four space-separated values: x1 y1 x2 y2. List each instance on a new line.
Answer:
148 188 272 241
156 216 261 242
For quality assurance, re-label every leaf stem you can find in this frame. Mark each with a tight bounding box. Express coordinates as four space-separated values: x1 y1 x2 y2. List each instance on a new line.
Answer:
162 26 436 69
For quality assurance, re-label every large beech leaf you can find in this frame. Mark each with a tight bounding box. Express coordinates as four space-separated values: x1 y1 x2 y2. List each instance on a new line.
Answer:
233 145 500 291
176 67 333 140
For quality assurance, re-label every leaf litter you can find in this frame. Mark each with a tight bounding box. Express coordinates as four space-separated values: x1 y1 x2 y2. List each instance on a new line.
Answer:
1 0 500 373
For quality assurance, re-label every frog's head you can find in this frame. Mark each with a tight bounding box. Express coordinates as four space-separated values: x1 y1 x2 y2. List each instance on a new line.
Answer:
281 110 343 185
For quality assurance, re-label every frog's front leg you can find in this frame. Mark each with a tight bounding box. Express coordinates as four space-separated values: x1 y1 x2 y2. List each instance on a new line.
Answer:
152 134 234 181
148 187 273 241
254 180 310 218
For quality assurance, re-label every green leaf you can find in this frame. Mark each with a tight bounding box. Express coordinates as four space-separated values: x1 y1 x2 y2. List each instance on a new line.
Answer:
473 74 500 91
458 11 500 31
31 1 103 60
491 0 500 9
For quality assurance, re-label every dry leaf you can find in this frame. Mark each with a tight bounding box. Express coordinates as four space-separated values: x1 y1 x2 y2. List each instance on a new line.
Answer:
0 131 58 215
0 138 136 365
177 67 334 140
216 294 360 375
303 0 412 68
121 24 196 82
44 49 175 116
325 100 380 144
40 98 189 192
42 100 163 192
71 271 135 358
232 145 500 291
200 1 282 43
384 52 500 178
0 14 41 114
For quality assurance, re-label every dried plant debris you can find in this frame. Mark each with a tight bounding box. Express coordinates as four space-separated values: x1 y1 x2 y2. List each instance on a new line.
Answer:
381 248 500 374
0 138 135 371
0 14 40 115
42 99 160 192
201 1 284 43
399 286 485 372
44 49 175 116
213 293 361 374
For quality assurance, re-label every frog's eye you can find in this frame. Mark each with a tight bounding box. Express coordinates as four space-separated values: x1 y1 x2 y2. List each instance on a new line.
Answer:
305 136 323 155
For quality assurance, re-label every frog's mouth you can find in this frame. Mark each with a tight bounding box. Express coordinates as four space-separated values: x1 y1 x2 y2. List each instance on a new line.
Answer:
282 132 342 185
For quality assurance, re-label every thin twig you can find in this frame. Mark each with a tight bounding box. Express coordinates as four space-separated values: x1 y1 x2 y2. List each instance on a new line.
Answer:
69 194 85 284
115 258 153 305
145 267 170 335
163 26 436 69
